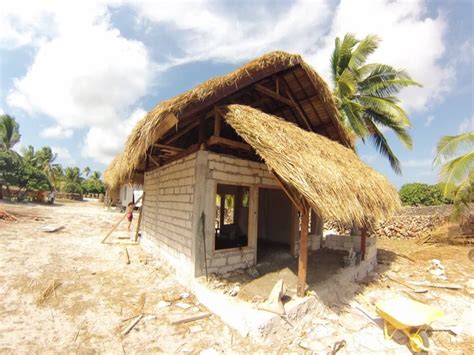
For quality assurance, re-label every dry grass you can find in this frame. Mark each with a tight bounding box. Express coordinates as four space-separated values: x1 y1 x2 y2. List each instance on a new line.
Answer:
37 279 61 305
223 104 399 225
104 51 351 189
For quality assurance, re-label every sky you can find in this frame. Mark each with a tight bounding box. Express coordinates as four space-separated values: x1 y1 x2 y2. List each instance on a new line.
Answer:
0 0 472 187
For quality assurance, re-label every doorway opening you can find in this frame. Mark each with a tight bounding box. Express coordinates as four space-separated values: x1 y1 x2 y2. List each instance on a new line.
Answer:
257 188 295 263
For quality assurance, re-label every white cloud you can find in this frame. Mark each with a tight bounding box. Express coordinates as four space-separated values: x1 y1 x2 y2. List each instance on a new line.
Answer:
4 1 152 164
127 0 332 67
458 116 474 134
0 107 4 115
402 159 432 168
40 125 73 139
81 108 147 164
308 0 451 112
129 0 451 112
425 115 435 127
52 146 75 165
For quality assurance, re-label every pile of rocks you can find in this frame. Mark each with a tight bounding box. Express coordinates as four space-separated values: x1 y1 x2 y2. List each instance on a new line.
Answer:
372 204 473 240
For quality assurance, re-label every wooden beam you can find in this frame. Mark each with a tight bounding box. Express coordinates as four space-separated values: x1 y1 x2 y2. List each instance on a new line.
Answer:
213 106 221 137
134 192 145 242
279 79 313 131
152 143 184 152
148 154 160 168
254 84 296 108
361 227 367 261
207 136 251 151
271 171 304 213
297 204 310 297
161 143 200 166
163 120 200 145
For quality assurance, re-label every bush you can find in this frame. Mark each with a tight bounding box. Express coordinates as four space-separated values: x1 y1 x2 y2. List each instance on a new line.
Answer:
63 181 83 194
399 183 446 206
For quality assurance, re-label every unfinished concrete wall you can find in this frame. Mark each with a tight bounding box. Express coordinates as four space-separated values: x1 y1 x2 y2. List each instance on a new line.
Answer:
142 153 197 274
197 152 280 275
258 188 293 245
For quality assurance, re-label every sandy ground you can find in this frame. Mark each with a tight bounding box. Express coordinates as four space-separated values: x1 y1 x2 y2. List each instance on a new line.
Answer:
1 200 473 354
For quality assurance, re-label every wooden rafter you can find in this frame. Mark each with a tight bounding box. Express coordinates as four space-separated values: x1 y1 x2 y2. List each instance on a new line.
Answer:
207 136 251 151
279 77 313 131
153 143 184 152
254 83 295 108
148 154 160 168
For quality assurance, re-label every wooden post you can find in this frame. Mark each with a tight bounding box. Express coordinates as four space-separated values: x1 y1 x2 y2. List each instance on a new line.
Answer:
134 192 145 242
214 107 221 137
297 206 309 297
360 226 367 261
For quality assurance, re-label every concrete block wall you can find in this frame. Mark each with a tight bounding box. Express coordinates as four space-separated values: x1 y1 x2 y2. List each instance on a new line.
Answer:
208 153 279 187
204 152 279 275
324 234 375 251
142 153 197 273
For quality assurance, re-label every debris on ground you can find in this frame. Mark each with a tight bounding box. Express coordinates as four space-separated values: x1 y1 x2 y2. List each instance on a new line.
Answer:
37 279 61 305
427 259 447 280
38 224 65 232
169 312 211 325
257 279 286 315
0 210 18 221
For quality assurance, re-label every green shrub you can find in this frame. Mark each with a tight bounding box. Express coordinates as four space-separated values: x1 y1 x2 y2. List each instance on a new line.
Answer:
399 183 445 206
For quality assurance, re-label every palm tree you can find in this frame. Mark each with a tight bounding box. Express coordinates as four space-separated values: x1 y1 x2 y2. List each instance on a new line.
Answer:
0 114 21 150
83 166 91 177
91 171 101 180
434 133 474 219
22 145 38 167
331 33 420 174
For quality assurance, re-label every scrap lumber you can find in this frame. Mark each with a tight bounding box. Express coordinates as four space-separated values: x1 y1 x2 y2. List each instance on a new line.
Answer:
123 247 130 265
169 312 211 325
407 281 464 290
0 211 18 221
121 315 144 336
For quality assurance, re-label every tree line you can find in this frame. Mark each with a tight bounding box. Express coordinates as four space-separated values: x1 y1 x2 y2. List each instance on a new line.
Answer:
0 114 105 200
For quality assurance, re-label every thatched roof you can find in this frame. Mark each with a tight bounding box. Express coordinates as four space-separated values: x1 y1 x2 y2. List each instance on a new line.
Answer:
104 51 351 189
222 105 400 225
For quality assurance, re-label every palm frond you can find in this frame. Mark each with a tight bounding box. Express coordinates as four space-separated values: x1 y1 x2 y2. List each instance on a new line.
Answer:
365 120 402 174
364 110 413 149
433 133 474 166
348 34 380 70
439 151 474 187
357 95 410 126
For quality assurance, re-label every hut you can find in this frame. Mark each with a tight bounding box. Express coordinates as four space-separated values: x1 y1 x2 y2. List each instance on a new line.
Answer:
104 51 399 296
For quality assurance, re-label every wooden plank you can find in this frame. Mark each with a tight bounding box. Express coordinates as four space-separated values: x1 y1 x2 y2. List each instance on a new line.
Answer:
149 112 178 146
148 154 160 168
213 106 221 137
207 136 251 151
134 192 145 242
163 120 200 145
169 312 211 325
361 227 367 261
254 84 296 108
271 171 304 213
153 144 184 152
297 205 310 297
161 144 200 166
280 77 312 131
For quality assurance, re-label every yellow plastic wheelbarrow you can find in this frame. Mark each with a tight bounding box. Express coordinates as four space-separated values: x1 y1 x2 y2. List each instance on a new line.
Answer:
376 297 444 353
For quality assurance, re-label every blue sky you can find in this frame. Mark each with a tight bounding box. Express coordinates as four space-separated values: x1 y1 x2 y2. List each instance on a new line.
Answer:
0 0 472 187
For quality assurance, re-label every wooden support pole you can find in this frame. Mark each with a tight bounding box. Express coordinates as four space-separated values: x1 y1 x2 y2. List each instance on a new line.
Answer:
361 227 367 261
134 192 145 242
297 206 310 297
213 107 221 137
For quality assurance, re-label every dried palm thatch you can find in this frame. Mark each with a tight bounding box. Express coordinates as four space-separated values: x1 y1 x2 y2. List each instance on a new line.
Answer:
37 279 61 305
104 51 349 188
222 105 400 225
